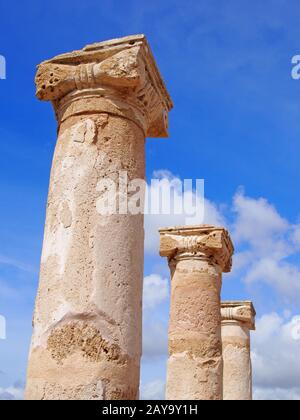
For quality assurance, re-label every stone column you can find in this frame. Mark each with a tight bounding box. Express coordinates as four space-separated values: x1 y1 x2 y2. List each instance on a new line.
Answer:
25 35 173 400
221 301 256 400
159 225 234 400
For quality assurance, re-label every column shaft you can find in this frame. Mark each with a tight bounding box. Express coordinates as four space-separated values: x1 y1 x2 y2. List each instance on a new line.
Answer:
221 301 256 401
167 257 223 400
160 225 234 400
25 35 173 400
26 112 144 400
222 322 252 400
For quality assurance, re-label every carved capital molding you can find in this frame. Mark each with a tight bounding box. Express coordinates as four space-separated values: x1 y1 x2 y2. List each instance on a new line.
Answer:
35 35 173 137
221 301 256 330
159 225 234 273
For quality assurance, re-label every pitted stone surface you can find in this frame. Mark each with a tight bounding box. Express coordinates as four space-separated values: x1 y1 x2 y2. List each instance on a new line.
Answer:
159 225 234 272
221 301 256 400
159 225 234 400
25 35 172 401
35 34 173 138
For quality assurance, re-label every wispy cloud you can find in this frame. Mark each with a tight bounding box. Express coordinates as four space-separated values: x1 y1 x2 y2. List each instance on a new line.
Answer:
140 379 165 400
0 255 38 275
0 381 24 400
145 171 225 255
230 190 300 306
252 312 300 399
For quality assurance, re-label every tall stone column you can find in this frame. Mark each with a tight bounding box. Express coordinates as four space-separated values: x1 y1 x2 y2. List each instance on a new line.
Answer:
25 35 173 400
221 301 256 400
159 225 234 400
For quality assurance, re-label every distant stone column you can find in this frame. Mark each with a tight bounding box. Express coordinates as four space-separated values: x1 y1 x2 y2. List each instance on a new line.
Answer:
159 225 234 400
221 301 256 400
25 35 173 400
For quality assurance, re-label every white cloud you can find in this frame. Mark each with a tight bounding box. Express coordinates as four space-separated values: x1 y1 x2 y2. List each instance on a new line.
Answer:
230 190 300 305
254 386 300 400
0 255 37 274
143 274 169 310
291 224 300 249
244 259 300 304
252 312 300 396
0 382 24 400
142 274 169 359
145 185 300 306
140 379 165 400
142 321 168 359
233 191 288 243
152 170 174 180
230 250 253 275
142 187 300 399
232 190 290 259
145 170 225 255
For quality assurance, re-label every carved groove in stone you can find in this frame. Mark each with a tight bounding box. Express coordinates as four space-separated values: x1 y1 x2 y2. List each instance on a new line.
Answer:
221 301 256 330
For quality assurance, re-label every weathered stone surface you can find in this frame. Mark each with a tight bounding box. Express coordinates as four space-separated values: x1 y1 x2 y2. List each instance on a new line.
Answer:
159 225 234 400
25 35 172 400
221 301 256 401
160 225 233 272
35 34 172 138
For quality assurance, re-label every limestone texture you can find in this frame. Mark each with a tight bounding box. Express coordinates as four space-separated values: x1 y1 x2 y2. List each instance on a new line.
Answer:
159 225 234 400
221 301 256 401
25 35 172 400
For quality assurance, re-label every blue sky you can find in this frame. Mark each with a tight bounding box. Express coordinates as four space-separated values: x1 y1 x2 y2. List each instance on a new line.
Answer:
1 0 300 400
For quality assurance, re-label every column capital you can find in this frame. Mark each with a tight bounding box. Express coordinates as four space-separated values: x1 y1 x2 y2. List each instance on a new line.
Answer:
35 35 173 137
221 301 256 330
159 225 234 272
